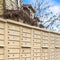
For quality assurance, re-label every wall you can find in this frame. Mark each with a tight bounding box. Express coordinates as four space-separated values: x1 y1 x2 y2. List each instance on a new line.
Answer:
0 18 60 60
0 0 3 15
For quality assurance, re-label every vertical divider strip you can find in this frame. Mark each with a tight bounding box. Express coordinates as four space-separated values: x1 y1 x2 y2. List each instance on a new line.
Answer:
5 22 8 60
31 28 33 60
20 26 22 60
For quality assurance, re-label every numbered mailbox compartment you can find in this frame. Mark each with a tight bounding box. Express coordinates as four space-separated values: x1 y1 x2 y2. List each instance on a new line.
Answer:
22 57 31 60
22 32 31 38
22 27 31 33
0 54 4 60
0 22 5 29
33 43 40 47
22 37 31 42
21 54 30 58
8 35 20 41
33 34 40 39
33 57 40 60
0 35 4 46
33 39 40 43
42 49 48 60
22 48 31 54
42 31 49 37
8 24 20 31
33 30 40 35
50 44 55 48
21 42 31 47
33 53 40 57
8 54 19 59
21 48 31 59
8 49 20 54
55 49 60 60
33 48 41 53
0 40 4 45
8 30 20 36
0 34 4 40
42 43 48 48
8 59 20 60
0 29 4 35
0 48 4 60
8 40 20 48
8 41 20 46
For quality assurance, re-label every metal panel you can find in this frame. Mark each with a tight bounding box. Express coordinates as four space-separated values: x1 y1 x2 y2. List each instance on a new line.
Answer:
55 49 60 60
42 49 48 60
8 24 20 31
8 23 20 60
21 27 31 47
21 48 31 60
33 30 41 60
0 48 4 60
8 54 19 59
0 19 60 60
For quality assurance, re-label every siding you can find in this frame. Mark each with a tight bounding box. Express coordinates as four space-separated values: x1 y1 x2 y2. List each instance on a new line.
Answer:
0 0 3 15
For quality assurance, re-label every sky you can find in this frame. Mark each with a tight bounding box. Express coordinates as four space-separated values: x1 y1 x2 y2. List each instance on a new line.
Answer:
23 0 60 14
23 0 60 31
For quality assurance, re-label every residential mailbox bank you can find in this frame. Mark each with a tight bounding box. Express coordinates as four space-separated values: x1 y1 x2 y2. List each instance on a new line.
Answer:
0 18 60 60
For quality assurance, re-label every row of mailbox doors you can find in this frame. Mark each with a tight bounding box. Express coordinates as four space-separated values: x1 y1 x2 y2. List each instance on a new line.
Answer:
0 48 60 60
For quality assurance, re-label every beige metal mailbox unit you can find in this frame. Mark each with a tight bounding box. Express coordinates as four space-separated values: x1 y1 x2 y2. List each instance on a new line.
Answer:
0 18 60 60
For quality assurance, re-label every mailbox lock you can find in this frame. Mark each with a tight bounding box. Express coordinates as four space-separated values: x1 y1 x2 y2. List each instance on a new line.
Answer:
8 55 9 57
8 42 9 44
8 50 10 52
13 54 14 56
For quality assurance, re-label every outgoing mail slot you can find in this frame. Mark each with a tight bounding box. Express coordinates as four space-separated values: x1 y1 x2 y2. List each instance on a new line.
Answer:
8 49 19 54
